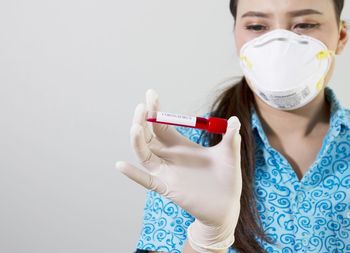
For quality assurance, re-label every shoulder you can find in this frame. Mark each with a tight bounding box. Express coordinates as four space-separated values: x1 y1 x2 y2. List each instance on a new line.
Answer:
344 108 350 119
340 108 350 129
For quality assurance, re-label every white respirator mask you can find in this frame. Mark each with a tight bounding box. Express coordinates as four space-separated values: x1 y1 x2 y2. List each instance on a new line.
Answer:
239 29 335 110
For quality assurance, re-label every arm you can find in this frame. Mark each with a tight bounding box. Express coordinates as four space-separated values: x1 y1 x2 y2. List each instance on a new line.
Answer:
183 241 198 253
183 241 228 253
147 241 228 253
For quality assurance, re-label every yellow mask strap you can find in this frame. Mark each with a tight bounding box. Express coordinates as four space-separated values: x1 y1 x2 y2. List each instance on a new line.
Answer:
316 50 335 60
339 20 344 34
240 56 253 69
316 76 326 91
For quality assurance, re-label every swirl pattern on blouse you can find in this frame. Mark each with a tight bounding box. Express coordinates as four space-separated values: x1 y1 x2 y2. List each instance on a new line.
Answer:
135 86 350 253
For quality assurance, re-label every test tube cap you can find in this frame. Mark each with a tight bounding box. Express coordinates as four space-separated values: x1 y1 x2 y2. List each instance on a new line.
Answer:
207 117 228 134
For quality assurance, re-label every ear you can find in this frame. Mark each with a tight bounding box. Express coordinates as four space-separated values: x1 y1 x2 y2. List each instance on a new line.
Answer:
336 20 348 55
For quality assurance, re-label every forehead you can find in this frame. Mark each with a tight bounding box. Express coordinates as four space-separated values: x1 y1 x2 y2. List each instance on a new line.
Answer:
236 0 335 17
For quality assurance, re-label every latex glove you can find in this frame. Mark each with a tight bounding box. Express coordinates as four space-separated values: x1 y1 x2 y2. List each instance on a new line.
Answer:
116 89 242 252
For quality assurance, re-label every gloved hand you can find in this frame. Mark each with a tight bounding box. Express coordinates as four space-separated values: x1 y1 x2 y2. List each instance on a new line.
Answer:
116 89 242 253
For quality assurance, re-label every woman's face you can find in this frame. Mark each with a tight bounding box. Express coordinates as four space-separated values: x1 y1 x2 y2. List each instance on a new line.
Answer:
234 0 348 87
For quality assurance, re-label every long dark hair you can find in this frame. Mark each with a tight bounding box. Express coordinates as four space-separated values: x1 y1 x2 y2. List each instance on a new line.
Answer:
205 1 345 252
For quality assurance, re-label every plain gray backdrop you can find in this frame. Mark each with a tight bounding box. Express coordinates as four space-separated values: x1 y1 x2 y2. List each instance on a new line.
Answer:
0 1 349 252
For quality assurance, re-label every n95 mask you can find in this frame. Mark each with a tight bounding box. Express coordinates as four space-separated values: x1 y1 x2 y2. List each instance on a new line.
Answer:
239 29 335 110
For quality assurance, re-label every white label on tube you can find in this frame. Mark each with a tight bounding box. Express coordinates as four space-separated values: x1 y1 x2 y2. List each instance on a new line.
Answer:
156 112 196 127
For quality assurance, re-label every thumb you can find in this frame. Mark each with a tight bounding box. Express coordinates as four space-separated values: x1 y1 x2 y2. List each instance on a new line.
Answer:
221 116 241 156
115 161 168 195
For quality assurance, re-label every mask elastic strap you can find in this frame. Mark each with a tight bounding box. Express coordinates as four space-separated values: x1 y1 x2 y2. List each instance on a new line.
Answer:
316 50 335 60
240 56 253 69
339 20 344 34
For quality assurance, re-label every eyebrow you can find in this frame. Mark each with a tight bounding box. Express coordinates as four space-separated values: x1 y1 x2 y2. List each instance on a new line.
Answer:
289 9 323 17
241 9 323 19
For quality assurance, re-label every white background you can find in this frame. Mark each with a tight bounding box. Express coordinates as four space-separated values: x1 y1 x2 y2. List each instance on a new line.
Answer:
0 0 349 252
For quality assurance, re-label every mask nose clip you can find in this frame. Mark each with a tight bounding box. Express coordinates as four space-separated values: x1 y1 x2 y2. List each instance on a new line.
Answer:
254 36 309 48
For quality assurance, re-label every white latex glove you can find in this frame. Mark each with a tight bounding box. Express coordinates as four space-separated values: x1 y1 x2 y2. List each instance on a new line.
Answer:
116 89 242 252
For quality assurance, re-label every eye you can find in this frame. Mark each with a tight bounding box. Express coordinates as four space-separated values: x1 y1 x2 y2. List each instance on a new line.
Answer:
293 23 320 30
245 24 268 32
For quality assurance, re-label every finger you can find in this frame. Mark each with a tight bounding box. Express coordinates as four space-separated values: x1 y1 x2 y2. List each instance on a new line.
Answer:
145 89 192 146
145 89 168 136
221 116 242 159
133 103 165 152
145 89 160 112
130 123 163 174
116 161 168 195
132 103 154 144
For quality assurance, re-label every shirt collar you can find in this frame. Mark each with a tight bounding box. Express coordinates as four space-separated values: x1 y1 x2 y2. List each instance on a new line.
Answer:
325 86 350 130
250 86 350 147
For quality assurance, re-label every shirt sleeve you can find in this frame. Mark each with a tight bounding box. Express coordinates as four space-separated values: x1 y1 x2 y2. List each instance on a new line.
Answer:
134 126 206 253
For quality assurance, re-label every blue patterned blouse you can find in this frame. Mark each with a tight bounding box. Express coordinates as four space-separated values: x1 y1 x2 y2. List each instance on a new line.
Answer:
134 86 350 253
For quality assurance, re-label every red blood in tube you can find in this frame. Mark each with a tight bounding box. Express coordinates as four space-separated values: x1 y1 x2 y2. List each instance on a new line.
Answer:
147 115 228 134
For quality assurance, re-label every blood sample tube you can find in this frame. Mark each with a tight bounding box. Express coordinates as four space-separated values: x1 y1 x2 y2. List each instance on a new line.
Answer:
146 111 228 134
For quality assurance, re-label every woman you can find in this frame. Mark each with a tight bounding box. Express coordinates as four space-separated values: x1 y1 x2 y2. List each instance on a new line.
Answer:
116 0 349 252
